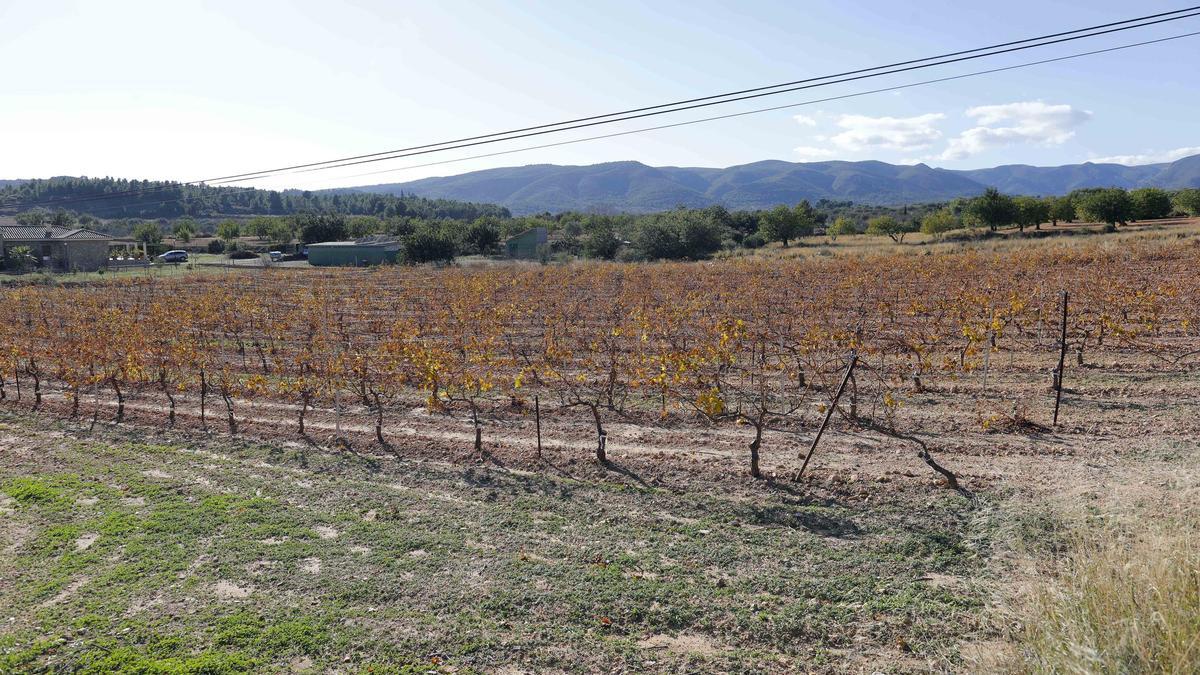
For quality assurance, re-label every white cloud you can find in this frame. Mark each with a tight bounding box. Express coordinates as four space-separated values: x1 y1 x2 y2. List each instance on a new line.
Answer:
792 145 837 161
1089 146 1200 165
937 101 1091 160
793 114 818 127
829 112 945 151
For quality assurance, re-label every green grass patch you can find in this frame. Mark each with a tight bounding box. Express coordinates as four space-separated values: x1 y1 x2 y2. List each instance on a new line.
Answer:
0 415 998 672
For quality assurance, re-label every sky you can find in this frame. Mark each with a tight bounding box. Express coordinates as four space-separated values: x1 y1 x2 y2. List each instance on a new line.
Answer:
1 0 1198 190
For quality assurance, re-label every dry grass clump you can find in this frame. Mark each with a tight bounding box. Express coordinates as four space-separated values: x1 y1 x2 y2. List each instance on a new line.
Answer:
1018 519 1200 673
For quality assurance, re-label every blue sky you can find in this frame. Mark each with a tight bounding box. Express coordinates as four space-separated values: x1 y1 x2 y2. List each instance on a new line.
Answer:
1 0 1197 190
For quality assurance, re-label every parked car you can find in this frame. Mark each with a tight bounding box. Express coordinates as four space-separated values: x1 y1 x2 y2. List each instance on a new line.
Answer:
269 250 283 262
157 250 189 263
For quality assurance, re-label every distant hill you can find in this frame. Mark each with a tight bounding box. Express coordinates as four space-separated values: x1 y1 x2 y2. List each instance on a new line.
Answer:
0 177 510 221
348 155 1200 214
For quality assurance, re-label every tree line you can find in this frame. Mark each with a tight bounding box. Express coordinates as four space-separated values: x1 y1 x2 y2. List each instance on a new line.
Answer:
0 177 509 221
9 177 1199 266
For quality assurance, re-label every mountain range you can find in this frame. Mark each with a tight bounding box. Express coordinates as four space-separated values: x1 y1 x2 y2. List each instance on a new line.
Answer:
347 154 1200 214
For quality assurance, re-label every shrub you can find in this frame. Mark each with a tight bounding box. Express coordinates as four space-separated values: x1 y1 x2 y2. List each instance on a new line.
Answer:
919 210 959 236
207 239 226 254
827 217 858 238
741 233 766 249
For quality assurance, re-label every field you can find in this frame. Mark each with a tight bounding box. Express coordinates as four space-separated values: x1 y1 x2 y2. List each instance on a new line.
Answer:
2 225 1199 672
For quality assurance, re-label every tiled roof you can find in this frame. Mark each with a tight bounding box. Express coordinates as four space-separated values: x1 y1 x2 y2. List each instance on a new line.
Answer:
0 226 110 241
59 228 111 240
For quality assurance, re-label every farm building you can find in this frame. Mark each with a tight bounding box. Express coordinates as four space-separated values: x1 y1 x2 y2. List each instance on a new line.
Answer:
505 227 548 259
307 237 402 267
0 225 111 272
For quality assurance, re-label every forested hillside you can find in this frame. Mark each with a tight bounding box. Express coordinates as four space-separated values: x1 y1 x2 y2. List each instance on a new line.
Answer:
0 177 510 220
350 155 1200 214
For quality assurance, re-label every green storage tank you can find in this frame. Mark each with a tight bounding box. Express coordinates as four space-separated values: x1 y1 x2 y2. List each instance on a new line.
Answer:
308 239 402 267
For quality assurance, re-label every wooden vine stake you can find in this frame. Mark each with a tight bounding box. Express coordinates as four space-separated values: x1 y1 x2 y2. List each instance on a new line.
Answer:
796 352 858 481
534 395 543 459
1053 291 1068 427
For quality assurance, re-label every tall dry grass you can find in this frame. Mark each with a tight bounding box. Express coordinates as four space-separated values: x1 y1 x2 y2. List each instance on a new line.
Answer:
1018 519 1200 673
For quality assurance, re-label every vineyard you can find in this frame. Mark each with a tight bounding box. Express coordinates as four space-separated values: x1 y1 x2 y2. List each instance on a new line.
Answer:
1 237 1198 483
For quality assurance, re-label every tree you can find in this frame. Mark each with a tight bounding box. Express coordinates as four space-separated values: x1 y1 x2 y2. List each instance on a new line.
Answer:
728 211 760 237
295 212 346 244
1174 188 1200 216
866 215 917 243
966 188 1018 232
633 218 684 260
1075 188 1131 226
132 221 163 246
920 210 959 236
216 220 241 246
247 216 274 240
4 245 33 272
266 219 295 246
583 222 623 259
346 216 383 239
1013 196 1050 232
172 218 197 243
1129 188 1173 221
631 210 723 261
14 210 47 227
677 213 725 258
758 205 801 246
827 216 858 238
792 200 819 237
404 230 457 264
1048 196 1075 225
464 219 501 255
49 210 75 228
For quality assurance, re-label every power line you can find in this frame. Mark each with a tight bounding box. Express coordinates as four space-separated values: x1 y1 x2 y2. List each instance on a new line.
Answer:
277 11 1200 178
330 32 1200 183
3 7 1199 212
202 6 1200 183
57 29 1200 217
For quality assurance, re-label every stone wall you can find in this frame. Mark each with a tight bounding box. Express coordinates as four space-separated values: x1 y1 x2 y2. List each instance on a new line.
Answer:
63 240 110 272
